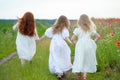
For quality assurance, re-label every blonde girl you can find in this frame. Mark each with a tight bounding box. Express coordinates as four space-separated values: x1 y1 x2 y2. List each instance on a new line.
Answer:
71 14 100 80
37 15 72 79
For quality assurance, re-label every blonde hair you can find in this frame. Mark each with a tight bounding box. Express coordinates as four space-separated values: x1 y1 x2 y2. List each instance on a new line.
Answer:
78 14 92 32
53 15 70 34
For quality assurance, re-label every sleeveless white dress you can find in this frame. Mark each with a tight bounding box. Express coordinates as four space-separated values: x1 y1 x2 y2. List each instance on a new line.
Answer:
45 27 72 74
72 27 97 73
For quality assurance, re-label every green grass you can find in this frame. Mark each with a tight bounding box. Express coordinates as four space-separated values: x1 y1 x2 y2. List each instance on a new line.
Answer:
0 21 16 59
0 20 120 80
0 38 120 80
0 40 57 80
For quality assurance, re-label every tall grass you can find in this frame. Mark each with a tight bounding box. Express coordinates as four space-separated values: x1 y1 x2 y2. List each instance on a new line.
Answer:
0 40 57 80
0 38 120 80
0 20 120 80
0 21 16 59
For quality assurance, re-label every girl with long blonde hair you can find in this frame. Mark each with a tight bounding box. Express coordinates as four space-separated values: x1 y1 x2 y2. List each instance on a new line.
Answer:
37 15 72 79
71 14 100 80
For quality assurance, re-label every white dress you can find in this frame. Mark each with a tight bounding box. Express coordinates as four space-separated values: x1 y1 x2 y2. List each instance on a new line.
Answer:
45 27 72 74
13 23 39 61
72 27 97 73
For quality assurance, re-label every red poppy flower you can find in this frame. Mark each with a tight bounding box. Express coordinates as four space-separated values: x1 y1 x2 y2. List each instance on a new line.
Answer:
116 41 120 46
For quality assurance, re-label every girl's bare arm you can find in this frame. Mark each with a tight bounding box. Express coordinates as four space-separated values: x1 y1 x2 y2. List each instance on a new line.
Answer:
94 33 100 42
65 37 73 44
71 34 77 45
36 35 47 44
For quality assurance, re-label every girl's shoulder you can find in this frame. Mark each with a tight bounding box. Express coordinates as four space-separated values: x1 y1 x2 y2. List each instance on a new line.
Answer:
61 27 68 32
74 27 81 32
75 27 80 30
46 27 53 32
45 27 53 38
73 27 82 35
63 27 68 30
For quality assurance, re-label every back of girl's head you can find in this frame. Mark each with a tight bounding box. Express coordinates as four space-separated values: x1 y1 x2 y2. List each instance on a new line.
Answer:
19 12 35 36
53 15 70 34
78 14 92 32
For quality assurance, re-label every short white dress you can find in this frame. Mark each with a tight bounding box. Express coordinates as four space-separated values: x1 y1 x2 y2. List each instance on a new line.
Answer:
45 27 72 74
72 27 97 73
13 23 39 61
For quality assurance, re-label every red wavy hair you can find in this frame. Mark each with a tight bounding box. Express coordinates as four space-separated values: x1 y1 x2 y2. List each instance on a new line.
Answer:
19 12 35 37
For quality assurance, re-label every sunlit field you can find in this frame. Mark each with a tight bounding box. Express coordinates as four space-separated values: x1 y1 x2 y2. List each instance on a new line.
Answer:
0 19 120 80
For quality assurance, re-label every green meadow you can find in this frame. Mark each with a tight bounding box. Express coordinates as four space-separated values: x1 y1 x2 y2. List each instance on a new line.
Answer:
0 20 16 59
0 19 120 80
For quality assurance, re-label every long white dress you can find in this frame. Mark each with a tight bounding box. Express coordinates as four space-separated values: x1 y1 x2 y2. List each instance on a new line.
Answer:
13 23 39 61
72 27 97 73
45 27 72 74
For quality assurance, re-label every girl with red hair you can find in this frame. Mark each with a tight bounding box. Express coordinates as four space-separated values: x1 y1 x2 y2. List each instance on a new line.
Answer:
13 12 39 65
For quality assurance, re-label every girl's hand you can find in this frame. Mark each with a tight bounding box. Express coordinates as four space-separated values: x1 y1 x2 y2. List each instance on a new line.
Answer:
94 33 100 42
36 35 47 44
36 39 41 44
17 17 22 23
71 34 77 45
71 42 76 45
